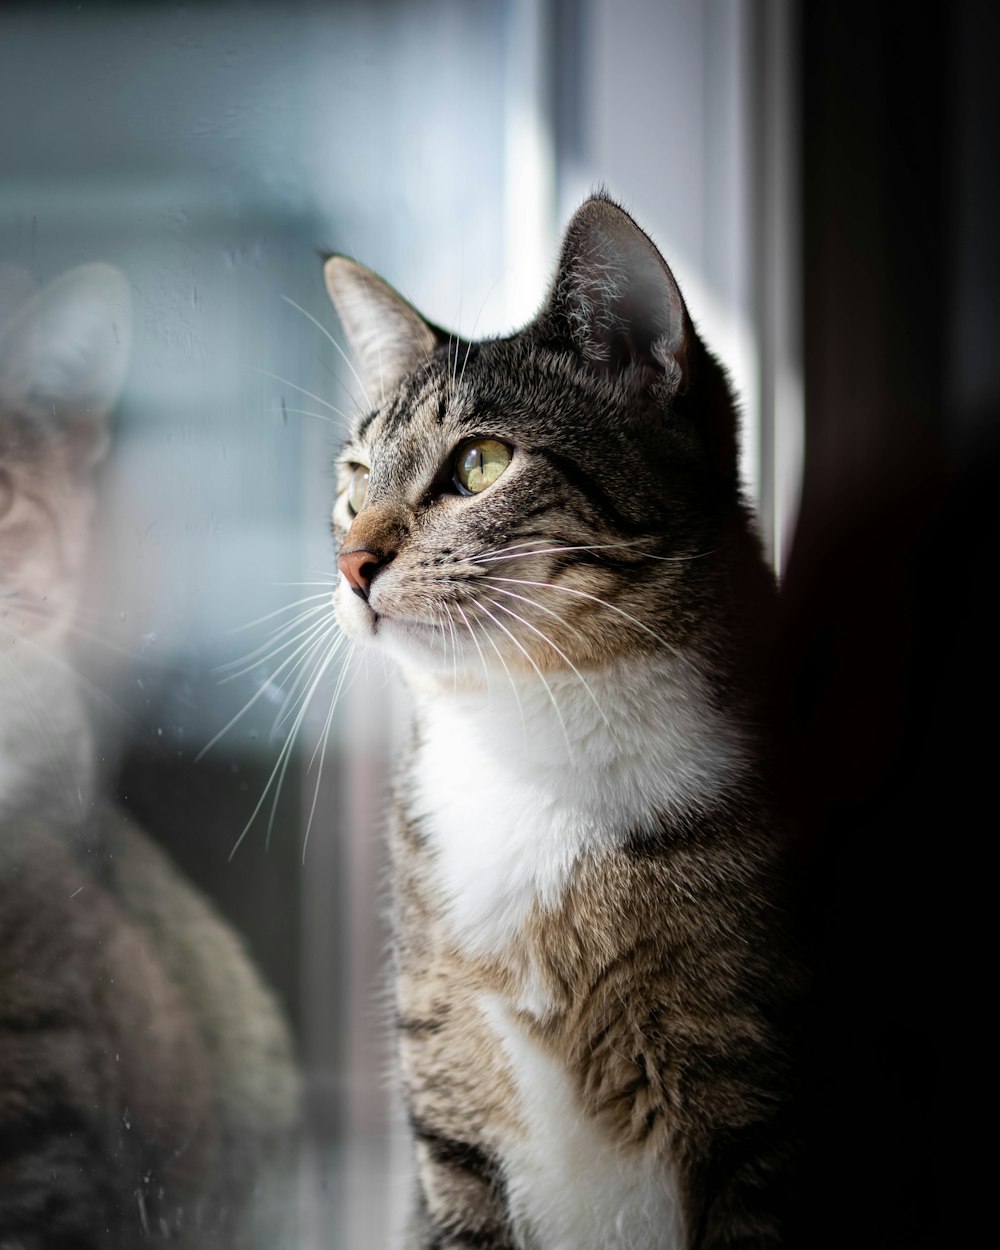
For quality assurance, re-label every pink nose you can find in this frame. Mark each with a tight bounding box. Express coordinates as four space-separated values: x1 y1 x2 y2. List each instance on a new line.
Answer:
338 549 381 600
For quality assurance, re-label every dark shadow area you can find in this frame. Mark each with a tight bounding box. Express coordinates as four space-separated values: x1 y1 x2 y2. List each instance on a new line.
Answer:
781 2 999 1245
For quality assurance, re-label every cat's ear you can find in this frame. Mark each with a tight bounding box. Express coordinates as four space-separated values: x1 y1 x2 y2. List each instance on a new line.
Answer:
324 256 441 397
540 196 691 392
0 262 131 465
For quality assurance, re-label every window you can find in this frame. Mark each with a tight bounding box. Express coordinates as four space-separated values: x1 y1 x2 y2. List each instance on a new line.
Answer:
0 4 799 1246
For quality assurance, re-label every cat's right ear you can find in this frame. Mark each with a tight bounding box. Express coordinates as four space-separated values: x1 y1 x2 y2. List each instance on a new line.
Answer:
537 195 693 396
324 256 440 398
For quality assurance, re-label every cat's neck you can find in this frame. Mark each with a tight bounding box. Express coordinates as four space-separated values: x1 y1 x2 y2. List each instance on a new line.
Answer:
400 649 752 960
404 647 752 823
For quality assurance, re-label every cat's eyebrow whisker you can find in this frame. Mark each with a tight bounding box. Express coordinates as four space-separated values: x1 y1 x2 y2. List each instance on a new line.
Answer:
451 272 462 396
457 268 507 395
279 294 374 410
481 575 681 659
272 405 338 425
253 368 351 425
477 597 574 761
482 585 611 729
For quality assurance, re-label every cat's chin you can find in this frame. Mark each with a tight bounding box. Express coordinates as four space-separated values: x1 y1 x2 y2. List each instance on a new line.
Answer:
333 586 378 640
335 587 452 665
340 605 479 681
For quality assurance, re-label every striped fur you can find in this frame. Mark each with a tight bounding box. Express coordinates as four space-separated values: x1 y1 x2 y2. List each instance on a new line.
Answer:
328 196 799 1248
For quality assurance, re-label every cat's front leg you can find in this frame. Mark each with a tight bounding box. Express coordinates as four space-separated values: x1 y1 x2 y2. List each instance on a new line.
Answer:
404 1113 516 1250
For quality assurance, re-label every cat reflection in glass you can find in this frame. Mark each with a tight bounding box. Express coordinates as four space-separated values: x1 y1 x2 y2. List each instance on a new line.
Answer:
0 264 298 1249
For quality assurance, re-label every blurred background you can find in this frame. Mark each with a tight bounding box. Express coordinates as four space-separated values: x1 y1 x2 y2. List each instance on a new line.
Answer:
1 1 996 1247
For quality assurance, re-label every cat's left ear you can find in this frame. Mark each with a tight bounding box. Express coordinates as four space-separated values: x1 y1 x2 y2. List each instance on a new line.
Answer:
324 256 441 397
538 196 692 393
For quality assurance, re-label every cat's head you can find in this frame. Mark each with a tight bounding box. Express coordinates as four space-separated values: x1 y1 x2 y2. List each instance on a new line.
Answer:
0 262 130 652
325 195 758 684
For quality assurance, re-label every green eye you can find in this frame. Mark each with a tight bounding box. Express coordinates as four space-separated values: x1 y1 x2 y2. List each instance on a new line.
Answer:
347 465 369 514
454 439 512 495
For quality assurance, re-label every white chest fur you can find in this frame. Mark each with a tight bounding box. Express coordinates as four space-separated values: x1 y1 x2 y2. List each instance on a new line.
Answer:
408 653 748 961
480 994 686 1250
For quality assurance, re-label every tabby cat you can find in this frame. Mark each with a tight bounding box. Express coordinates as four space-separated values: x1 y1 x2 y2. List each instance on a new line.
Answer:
325 195 800 1249
0 264 299 1248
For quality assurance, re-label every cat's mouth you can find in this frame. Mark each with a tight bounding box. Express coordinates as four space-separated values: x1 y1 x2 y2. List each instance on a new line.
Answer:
335 583 380 637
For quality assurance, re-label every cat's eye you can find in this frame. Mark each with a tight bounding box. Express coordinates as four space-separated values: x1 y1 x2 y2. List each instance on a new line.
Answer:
453 439 512 495
347 465 369 515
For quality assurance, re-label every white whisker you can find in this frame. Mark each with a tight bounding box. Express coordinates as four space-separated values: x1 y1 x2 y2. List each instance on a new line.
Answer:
228 593 332 635
458 268 507 394
482 587 611 728
481 574 679 657
472 538 726 566
454 601 490 695
195 624 344 762
468 602 528 755
279 294 374 410
217 612 333 686
254 367 352 424
476 597 574 760
272 404 338 425
271 622 342 735
228 630 346 860
218 604 332 678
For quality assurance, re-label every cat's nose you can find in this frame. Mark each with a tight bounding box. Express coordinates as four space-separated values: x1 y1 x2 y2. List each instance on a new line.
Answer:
338 548 385 600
